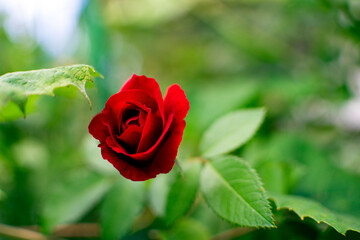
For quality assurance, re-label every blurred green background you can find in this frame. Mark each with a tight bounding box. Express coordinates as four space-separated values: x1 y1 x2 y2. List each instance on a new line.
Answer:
1 0 360 239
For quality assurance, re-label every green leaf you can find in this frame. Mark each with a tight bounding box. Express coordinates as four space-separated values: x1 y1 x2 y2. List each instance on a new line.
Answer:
42 172 110 232
271 194 360 235
255 160 305 195
101 180 145 240
0 64 102 117
165 161 202 225
148 174 170 217
81 136 118 175
200 108 265 158
200 155 274 227
0 188 5 201
161 217 210 240
188 80 257 133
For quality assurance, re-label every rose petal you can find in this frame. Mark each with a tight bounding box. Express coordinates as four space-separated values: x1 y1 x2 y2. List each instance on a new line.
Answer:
125 115 140 127
121 74 164 121
164 84 190 120
104 114 174 162
138 108 147 127
100 144 156 181
122 101 150 128
117 111 124 135
88 113 108 142
117 125 142 153
102 110 121 147
89 75 189 181
149 85 189 174
106 136 127 153
120 102 148 132
106 90 159 117
137 109 163 153
152 119 186 174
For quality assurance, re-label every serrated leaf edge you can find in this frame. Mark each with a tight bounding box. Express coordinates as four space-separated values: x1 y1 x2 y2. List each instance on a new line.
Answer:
201 156 275 228
0 64 101 115
270 194 360 236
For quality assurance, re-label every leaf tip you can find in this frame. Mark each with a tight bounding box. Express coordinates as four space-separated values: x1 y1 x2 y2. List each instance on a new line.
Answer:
88 65 104 79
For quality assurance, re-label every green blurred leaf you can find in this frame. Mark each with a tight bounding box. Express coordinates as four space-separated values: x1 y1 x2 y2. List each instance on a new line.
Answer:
271 194 360 235
42 172 110 232
101 180 144 240
148 174 170 217
251 133 360 217
81 136 118 175
189 200 233 236
12 139 48 170
165 161 201 225
0 64 102 118
161 217 210 240
200 108 265 158
256 160 305 195
0 188 5 201
105 0 197 27
188 81 258 133
200 155 274 227
0 100 25 122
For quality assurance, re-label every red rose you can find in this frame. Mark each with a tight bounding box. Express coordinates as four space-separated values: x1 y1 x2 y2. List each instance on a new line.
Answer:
88 74 189 181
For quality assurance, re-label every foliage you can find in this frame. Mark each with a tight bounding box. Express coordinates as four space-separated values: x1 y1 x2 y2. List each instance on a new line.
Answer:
0 65 102 120
201 156 274 227
200 109 265 158
164 161 201 225
1 0 360 239
101 180 145 240
271 194 360 235
41 172 111 233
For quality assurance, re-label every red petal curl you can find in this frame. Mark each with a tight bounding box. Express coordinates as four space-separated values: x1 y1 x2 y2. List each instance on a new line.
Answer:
151 84 190 174
121 74 164 122
88 113 109 142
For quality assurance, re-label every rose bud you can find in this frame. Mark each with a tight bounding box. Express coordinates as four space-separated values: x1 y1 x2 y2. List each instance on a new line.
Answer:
88 74 189 181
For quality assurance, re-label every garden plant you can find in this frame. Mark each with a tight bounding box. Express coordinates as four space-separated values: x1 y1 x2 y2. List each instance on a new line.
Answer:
1 0 360 240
